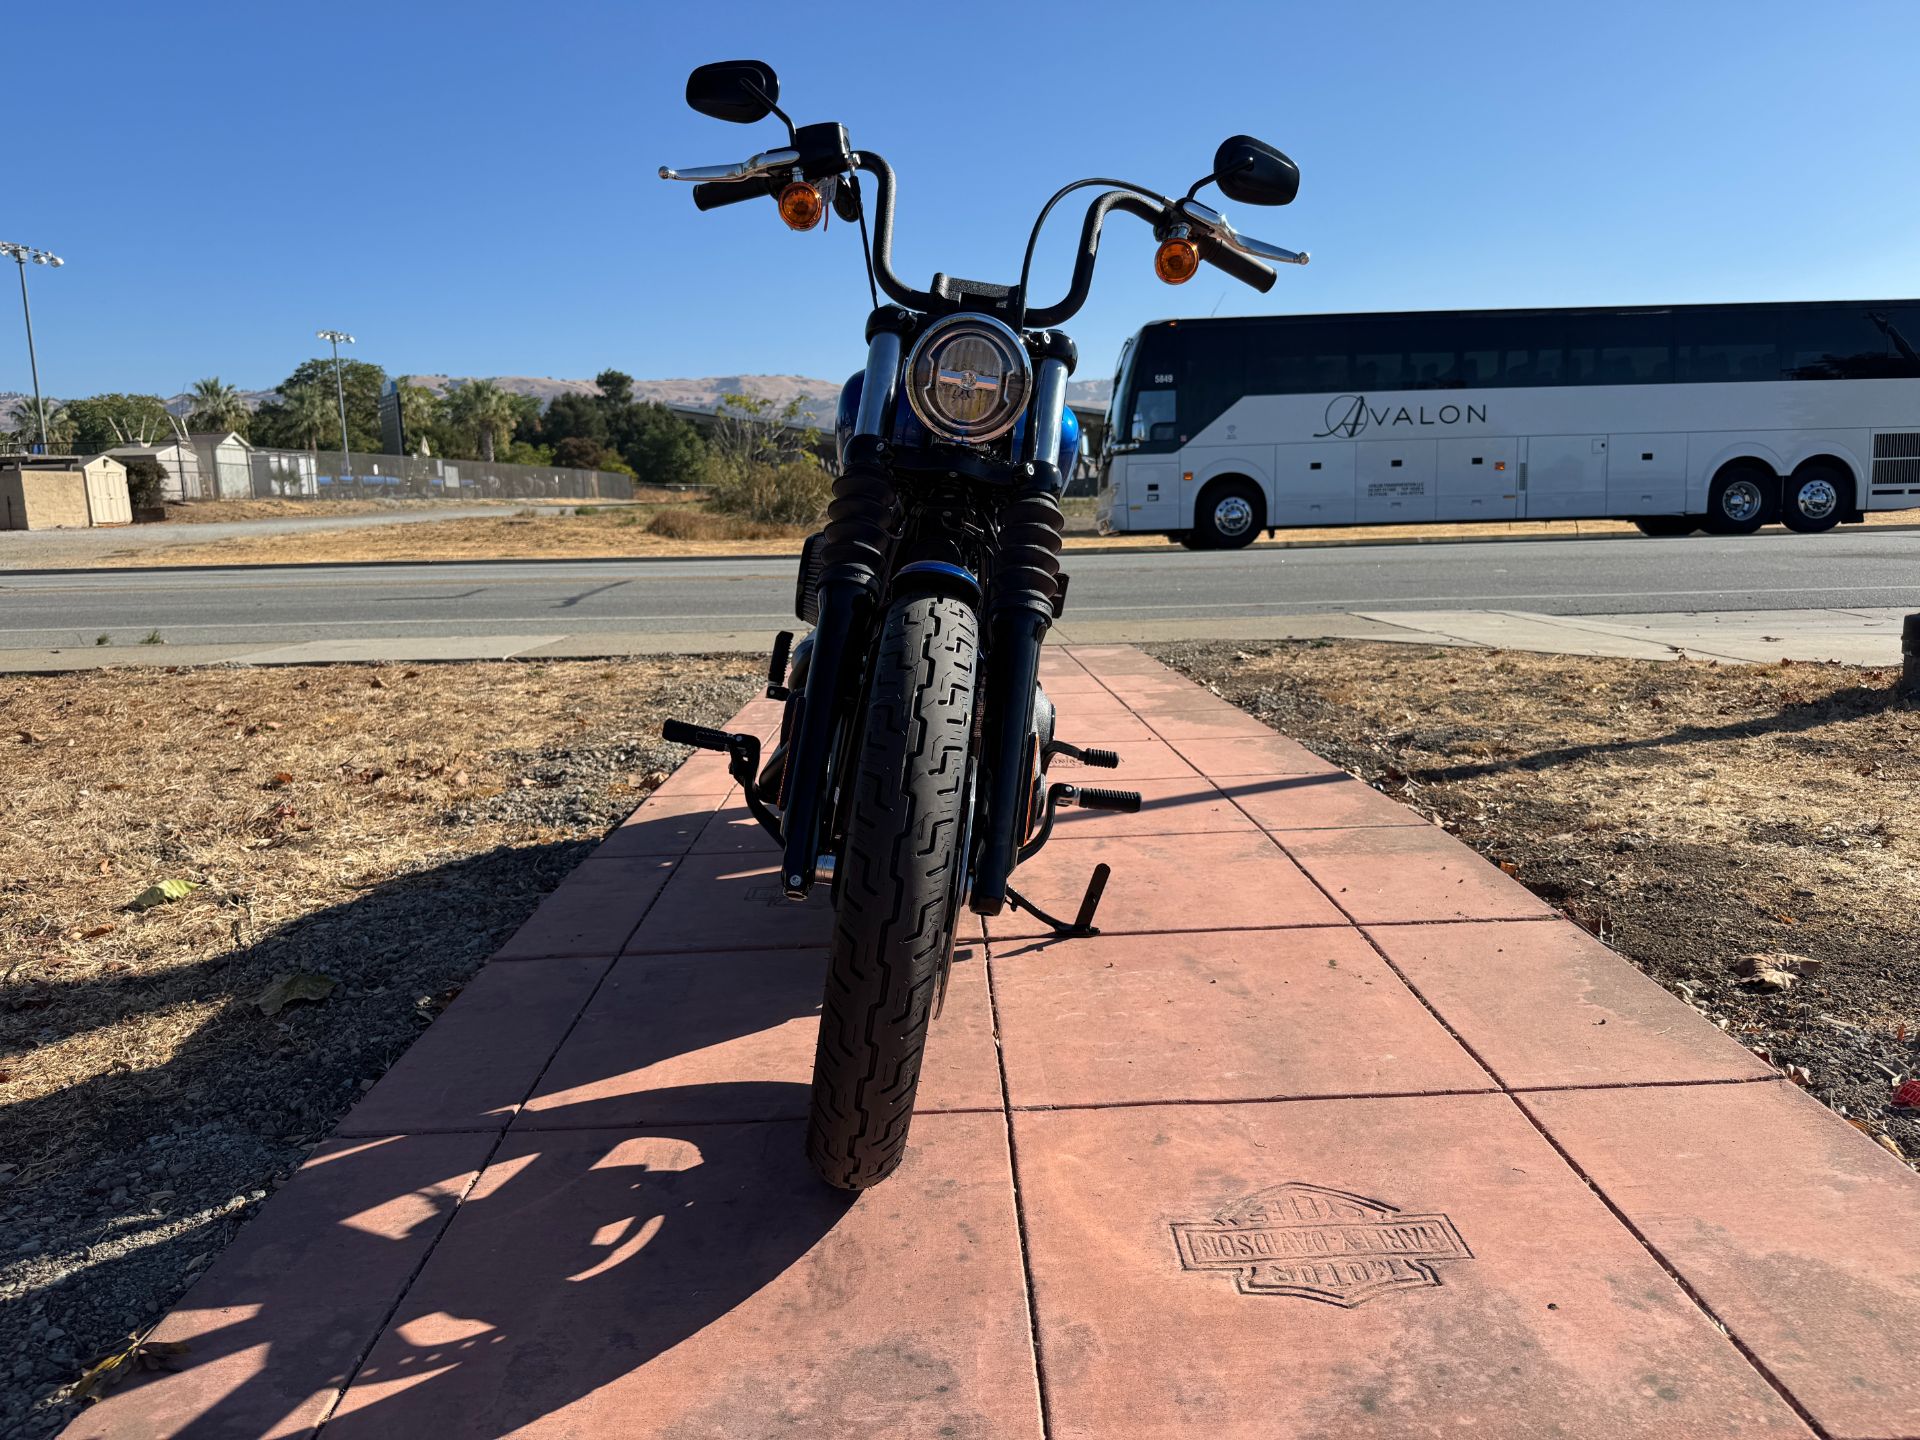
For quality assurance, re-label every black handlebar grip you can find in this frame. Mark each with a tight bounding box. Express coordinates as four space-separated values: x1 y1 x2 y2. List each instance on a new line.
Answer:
662 719 734 752
693 177 776 212
1200 238 1278 294
1074 787 1144 814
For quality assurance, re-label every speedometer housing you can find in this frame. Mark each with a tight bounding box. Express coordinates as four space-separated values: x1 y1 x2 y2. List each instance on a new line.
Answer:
903 313 1032 443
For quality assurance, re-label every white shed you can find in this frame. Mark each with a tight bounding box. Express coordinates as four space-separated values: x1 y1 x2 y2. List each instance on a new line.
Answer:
189 432 255 500
80 455 132 524
107 440 207 501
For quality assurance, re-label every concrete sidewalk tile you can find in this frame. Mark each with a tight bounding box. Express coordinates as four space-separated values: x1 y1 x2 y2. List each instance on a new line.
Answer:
1141 707 1278 740
1168 733 1343 777
994 929 1490 1108
1066 645 1180 676
1220 772 1434 830
493 854 675 959
522 948 998 1136
691 801 783 854
592 788 732 859
1094 672 1220 707
322 1115 1043 1440
1047 693 1153 729
338 956 614 1135
1274 825 1556 923
1370 920 1776 1089
987 831 1345 939
1014 1096 1812 1440
61 1133 494 1440
1038 668 1111 693
1048 710 1159 743
1045 737 1200 782
647 750 738 796
1049 775 1256 836
515 945 1000 1129
624 853 834 953
1524 1082 1920 1439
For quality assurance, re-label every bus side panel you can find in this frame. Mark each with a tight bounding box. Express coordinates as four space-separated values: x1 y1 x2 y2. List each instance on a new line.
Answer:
1436 437 1518 520
1607 434 1688 516
1523 436 1609 518
1356 440 1437 523
1117 455 1183 533
1271 444 1357 526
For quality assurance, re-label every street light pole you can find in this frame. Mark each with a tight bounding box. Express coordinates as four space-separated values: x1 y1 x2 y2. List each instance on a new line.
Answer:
316 328 355 484
2 241 64 452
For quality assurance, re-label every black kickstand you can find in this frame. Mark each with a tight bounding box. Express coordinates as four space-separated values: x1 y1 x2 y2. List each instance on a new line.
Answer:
1004 863 1111 939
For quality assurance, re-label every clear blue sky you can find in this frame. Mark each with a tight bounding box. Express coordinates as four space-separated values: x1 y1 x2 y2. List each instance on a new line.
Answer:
8 0 1919 400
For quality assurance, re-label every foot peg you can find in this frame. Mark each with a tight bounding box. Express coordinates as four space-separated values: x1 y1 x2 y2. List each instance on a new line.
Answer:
1045 739 1119 769
1068 785 1141 813
661 720 785 845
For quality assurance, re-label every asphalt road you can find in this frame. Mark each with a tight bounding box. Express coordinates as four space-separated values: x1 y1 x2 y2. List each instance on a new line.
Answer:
3 529 1918 649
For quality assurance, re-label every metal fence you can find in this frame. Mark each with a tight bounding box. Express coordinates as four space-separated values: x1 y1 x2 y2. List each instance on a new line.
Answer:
237 448 636 503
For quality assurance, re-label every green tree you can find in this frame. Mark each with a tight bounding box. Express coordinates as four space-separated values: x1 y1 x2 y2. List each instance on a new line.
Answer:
184 377 250 435
4 398 76 450
63 393 174 454
442 378 518 463
121 456 168 507
250 358 385 453
396 382 443 457
595 369 636 407
624 402 705 487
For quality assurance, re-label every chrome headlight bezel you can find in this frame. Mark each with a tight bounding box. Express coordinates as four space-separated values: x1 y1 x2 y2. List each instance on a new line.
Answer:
903 313 1032 444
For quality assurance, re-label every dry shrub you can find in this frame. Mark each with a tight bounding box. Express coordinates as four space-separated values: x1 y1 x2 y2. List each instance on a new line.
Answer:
704 458 833 526
645 507 795 542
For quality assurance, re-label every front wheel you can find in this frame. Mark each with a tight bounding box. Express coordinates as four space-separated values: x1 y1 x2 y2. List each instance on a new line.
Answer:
1705 465 1772 535
1191 478 1265 550
806 593 978 1190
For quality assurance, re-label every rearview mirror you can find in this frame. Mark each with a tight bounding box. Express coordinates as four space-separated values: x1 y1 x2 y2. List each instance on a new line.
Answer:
686 60 779 124
1212 136 1299 207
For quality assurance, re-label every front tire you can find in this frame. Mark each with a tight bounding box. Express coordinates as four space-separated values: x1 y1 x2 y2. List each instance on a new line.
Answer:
806 593 978 1190
1191 478 1264 550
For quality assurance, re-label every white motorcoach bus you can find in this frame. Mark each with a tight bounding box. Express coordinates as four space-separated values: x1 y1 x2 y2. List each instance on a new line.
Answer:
1096 300 1920 547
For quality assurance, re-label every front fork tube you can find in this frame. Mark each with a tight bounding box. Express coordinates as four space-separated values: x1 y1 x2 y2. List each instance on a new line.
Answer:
969 352 1071 916
778 317 907 900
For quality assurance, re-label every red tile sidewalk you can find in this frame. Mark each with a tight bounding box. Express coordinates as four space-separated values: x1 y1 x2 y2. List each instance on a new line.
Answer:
63 647 1920 1440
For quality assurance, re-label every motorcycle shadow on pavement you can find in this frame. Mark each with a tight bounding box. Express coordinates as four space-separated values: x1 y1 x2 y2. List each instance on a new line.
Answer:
51 880 854 1438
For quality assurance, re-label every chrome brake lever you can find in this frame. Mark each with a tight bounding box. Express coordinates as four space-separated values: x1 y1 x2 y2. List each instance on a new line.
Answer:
657 148 800 183
1175 198 1310 266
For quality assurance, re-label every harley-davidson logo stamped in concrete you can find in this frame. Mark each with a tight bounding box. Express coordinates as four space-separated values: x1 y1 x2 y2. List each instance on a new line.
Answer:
1172 1182 1472 1306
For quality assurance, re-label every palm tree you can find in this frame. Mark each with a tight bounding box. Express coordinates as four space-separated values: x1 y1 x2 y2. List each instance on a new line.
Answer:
444 378 517 463
185 377 250 436
280 382 339 473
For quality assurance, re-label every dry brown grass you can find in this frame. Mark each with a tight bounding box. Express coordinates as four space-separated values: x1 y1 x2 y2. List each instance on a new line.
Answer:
0 657 755 1158
1158 639 1920 1159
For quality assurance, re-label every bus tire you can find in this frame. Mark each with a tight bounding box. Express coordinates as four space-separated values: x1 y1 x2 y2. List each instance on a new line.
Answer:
1704 465 1773 535
1191 478 1264 550
1634 518 1697 538
1780 461 1848 534
1176 532 1205 550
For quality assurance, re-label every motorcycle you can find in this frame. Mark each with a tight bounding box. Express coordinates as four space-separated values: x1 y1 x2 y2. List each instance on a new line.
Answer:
659 59 1306 1189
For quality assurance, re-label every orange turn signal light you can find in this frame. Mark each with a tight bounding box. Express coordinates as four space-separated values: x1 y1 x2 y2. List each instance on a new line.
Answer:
777 181 823 231
1155 236 1200 285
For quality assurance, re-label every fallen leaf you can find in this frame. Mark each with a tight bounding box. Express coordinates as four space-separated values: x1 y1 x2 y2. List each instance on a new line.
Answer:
129 879 199 912
256 972 338 1016
96 858 112 875
80 924 115 940
264 772 294 789
16 730 42 744
368 675 388 690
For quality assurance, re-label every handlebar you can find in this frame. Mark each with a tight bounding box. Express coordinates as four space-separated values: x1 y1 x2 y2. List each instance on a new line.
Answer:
664 144 1302 328
694 176 777 211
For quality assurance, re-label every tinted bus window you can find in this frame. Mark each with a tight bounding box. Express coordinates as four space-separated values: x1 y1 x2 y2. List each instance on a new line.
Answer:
1676 309 1780 382
1591 311 1674 384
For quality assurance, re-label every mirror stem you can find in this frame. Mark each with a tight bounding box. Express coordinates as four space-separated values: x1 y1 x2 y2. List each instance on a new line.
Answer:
745 80 797 143
1183 157 1254 203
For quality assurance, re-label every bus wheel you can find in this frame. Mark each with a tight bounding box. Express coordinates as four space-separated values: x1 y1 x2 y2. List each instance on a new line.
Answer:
1633 518 1697 538
1176 532 1206 550
1193 479 1264 550
1704 466 1772 535
1780 463 1846 534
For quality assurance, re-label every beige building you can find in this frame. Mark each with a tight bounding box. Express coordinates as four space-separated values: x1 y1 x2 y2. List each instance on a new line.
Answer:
0 456 133 529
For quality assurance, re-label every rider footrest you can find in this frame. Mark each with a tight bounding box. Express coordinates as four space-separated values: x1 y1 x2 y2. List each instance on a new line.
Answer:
1045 739 1119 769
662 719 739 753
1072 786 1142 813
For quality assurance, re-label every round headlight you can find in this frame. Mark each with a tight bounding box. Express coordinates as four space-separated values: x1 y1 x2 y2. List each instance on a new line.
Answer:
904 313 1032 443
